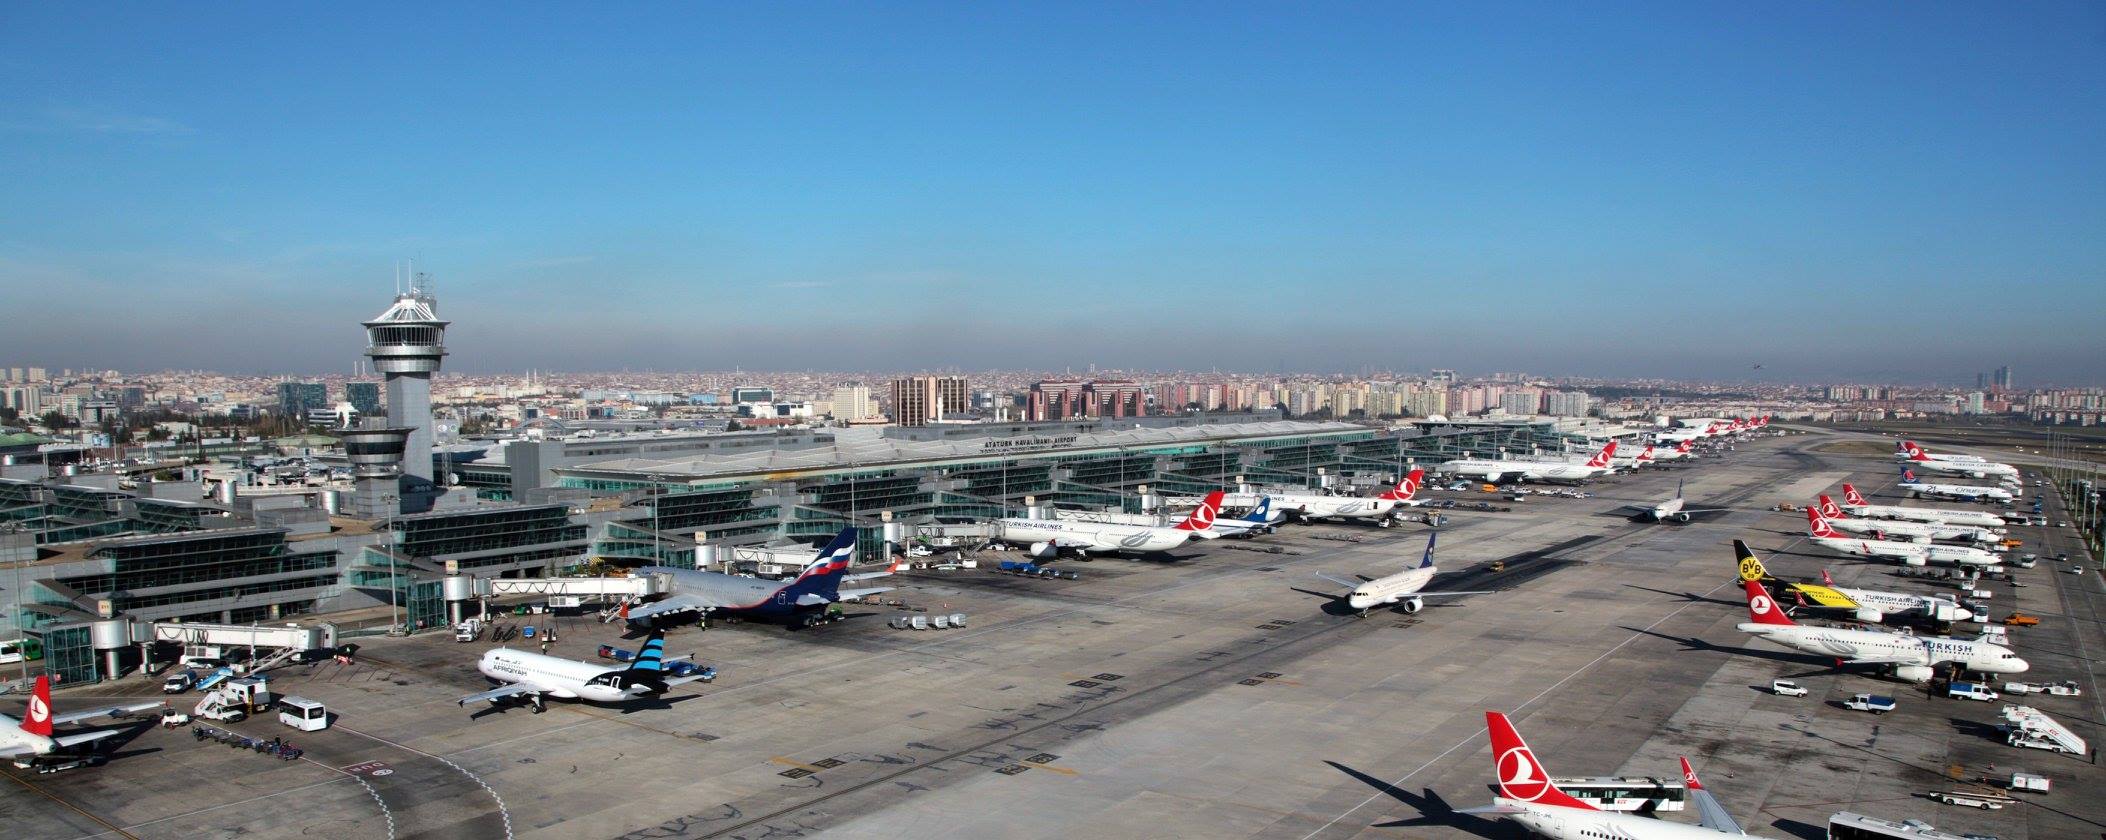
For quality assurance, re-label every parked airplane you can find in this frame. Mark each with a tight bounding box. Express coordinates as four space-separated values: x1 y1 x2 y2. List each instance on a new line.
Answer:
1655 420 1724 443
1733 541 1973 624
1813 496 2001 543
1895 441 2019 479
2 676 163 765
1440 442 1618 485
1266 468 1427 524
1900 469 2014 503
457 628 706 713
1646 439 1697 462
1311 533 1492 615
1838 484 2007 528
1735 575 2025 682
1805 509 1999 566
996 506 1204 556
1459 711 1770 838
1173 491 1277 538
631 528 892 628
1622 480 1727 523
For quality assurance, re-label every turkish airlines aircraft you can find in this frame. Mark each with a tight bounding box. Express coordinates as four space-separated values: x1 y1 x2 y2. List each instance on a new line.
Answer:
1813 496 2001 543
1733 541 1973 624
1735 576 2026 682
1311 533 1492 615
1459 711 1772 838
1646 439 1697 462
1267 468 1426 524
1654 421 1724 443
2 676 163 764
1895 441 2019 479
1899 469 2014 503
1805 508 1999 566
997 507 1203 556
1838 484 2007 528
1441 442 1618 485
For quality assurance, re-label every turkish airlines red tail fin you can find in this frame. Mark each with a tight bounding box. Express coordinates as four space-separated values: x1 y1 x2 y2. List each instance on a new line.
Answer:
1842 484 1867 507
1806 507 1841 539
1378 468 1424 501
1820 568 1835 587
1175 491 1224 531
1584 440 1618 468
1817 495 1845 519
1484 711 1596 810
1743 579 1796 626
22 675 54 737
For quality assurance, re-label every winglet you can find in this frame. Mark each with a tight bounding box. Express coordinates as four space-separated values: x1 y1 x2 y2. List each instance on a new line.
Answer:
1485 712 1596 809
1679 756 1705 790
21 674 53 738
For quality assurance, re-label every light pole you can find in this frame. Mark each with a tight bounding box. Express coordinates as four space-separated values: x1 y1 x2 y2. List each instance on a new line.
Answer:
646 474 671 564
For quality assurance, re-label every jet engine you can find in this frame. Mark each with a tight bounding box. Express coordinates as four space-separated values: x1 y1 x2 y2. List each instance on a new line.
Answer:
1853 608 1885 623
1027 542 1059 559
1398 597 1424 614
1676 512 1692 523
1894 664 1934 683
1904 556 1927 567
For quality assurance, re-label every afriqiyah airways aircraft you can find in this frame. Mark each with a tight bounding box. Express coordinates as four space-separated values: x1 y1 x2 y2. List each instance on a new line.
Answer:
1899 469 2014 503
457 628 708 713
1813 496 2002 543
1838 484 2007 528
1440 442 1618 485
1895 441 2020 479
632 528 892 628
1459 711 1771 838
1733 540 1973 624
1266 468 1427 524
1735 575 2025 682
2 676 163 765
1311 533 1493 615
1805 509 2000 567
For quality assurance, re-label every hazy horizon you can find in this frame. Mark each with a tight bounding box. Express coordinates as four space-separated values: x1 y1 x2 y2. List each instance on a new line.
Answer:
5 4 2103 383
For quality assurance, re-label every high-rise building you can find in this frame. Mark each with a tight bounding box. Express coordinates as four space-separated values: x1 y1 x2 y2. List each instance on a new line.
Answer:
731 386 775 404
363 279 448 490
1027 380 1146 421
276 381 328 419
345 381 383 416
3 385 42 415
1993 366 2013 390
890 376 968 426
1544 390 1591 417
1027 380 1087 421
830 385 876 421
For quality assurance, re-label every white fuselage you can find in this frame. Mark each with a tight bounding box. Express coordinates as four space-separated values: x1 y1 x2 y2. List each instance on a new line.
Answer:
1812 535 1998 567
1843 504 2006 528
1899 456 2019 479
478 649 644 704
1345 566 1438 611
1736 623 2028 675
1441 459 1607 484
1821 516 1999 543
0 713 58 757
1650 498 1688 521
1502 799 1748 839
1902 481 2014 502
1833 587 1973 623
995 519 1193 553
1265 492 1400 520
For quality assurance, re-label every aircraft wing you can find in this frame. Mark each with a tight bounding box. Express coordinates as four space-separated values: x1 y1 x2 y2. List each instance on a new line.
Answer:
834 586 892 602
51 701 164 727
625 593 718 623
1454 804 1525 815
1687 788 1743 834
1313 572 1362 590
457 682 539 707
1787 583 1859 609
663 674 713 689
1839 654 1920 666
53 730 123 750
1415 590 1497 598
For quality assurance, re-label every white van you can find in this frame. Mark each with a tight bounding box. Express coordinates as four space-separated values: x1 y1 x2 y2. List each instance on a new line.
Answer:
278 696 330 731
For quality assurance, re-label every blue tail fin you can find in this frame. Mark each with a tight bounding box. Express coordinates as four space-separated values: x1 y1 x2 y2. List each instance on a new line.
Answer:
782 527 858 601
624 628 667 673
1244 497 1271 523
1675 479 1684 501
1420 533 1437 569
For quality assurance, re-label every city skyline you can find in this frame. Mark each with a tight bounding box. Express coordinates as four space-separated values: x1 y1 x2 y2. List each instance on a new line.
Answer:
5 4 2104 381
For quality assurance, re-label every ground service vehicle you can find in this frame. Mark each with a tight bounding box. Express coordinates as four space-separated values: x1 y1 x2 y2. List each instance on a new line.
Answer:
1845 694 1897 714
1772 680 1809 697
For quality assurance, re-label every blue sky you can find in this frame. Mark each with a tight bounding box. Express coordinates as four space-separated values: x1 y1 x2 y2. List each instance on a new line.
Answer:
3 3 2103 382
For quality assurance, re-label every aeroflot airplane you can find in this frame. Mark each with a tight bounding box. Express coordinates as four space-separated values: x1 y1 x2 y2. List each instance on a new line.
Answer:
1440 442 1618 485
1460 711 1771 838
633 528 892 628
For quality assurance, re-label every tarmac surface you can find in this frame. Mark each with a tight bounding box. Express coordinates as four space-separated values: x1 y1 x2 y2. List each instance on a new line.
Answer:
5 429 2102 840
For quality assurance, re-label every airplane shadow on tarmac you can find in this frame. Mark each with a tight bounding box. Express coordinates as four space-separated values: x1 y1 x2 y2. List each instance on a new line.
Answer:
1622 584 1739 607
1322 761 1518 838
1621 626 1850 679
467 691 704 720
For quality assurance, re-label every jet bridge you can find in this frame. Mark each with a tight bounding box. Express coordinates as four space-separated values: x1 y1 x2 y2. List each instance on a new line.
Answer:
441 573 672 624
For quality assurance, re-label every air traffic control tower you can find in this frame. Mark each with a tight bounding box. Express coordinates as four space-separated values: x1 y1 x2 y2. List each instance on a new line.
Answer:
362 278 449 508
